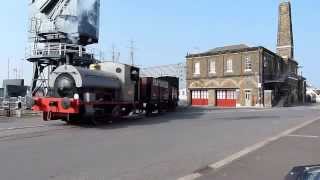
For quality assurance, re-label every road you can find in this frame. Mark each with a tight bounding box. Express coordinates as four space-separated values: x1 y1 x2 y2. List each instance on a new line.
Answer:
0 106 319 180
198 106 320 180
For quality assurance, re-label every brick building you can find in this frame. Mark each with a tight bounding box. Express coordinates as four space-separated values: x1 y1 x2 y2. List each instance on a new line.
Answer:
186 1 306 107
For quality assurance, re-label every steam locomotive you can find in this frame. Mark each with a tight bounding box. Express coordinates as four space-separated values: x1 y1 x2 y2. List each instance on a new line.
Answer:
32 62 179 123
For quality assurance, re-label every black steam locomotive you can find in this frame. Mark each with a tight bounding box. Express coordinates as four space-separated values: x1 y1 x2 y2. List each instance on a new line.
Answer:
32 62 179 123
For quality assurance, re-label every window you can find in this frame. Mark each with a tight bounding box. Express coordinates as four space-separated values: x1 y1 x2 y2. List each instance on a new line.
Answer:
264 56 268 68
209 60 216 74
217 90 237 100
245 57 252 72
226 90 236 100
194 62 200 75
192 90 208 99
226 59 233 73
203 90 208 99
227 91 232 99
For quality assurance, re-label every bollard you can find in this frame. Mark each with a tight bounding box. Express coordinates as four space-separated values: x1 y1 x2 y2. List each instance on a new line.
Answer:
16 109 22 118
16 102 22 118
6 109 10 117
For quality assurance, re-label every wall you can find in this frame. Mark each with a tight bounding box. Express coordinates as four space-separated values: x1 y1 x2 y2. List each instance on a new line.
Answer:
187 50 261 107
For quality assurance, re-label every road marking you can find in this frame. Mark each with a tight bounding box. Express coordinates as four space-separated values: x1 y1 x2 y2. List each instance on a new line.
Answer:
177 173 202 180
208 117 320 170
177 116 320 180
0 125 47 132
286 134 319 138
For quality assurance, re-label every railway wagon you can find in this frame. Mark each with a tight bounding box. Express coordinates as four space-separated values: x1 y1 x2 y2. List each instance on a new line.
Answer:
140 77 167 115
140 76 179 115
157 76 179 110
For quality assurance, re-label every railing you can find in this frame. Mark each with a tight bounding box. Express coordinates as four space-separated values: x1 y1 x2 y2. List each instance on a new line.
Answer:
0 96 39 117
0 97 28 110
27 43 90 59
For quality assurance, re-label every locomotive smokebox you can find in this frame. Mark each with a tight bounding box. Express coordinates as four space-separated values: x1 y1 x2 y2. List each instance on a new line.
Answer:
54 73 77 98
29 0 101 45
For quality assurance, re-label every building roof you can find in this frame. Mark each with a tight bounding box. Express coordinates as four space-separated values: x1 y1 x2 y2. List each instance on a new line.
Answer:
207 44 250 53
186 44 261 58
186 44 299 65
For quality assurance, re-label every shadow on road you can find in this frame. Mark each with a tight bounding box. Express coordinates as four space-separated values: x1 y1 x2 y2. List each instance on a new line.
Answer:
74 109 206 130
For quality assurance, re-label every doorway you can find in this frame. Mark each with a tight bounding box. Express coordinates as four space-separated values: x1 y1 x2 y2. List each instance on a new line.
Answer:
245 90 252 106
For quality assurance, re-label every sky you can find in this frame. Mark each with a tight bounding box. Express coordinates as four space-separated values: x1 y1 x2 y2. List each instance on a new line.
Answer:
0 0 320 87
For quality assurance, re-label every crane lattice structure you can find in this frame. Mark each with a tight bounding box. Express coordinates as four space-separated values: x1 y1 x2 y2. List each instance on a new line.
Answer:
27 0 99 96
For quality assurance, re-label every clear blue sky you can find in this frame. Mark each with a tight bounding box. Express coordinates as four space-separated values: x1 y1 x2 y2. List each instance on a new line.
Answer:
1 0 320 87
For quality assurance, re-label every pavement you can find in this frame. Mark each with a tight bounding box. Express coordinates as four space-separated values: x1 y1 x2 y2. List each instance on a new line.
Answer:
0 105 319 180
198 117 320 180
0 115 68 138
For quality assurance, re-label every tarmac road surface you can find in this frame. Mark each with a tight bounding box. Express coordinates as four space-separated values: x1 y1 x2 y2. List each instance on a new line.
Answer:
0 106 319 180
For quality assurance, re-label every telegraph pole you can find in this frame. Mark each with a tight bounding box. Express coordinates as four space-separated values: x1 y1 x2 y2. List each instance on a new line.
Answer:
20 58 24 79
7 58 10 79
112 44 116 62
129 40 136 65
13 67 18 79
117 52 121 62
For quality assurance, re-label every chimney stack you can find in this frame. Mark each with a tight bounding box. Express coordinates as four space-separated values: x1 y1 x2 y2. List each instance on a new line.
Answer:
277 1 294 60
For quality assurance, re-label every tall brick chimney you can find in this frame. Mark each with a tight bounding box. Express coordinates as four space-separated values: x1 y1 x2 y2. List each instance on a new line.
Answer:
277 1 294 59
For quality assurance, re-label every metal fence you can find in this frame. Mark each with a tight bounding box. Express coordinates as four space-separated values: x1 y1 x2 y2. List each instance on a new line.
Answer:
0 97 34 117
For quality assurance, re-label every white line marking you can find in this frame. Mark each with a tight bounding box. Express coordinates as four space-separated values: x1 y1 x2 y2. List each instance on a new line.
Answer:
207 116 320 170
0 125 47 132
177 173 202 180
287 134 319 138
177 116 320 180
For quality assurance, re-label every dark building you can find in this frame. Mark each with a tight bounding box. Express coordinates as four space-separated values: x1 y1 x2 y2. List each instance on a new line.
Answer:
186 1 306 107
2 79 28 98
